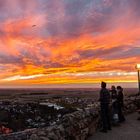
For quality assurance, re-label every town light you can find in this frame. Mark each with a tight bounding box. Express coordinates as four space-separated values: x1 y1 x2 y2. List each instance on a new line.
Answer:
136 64 140 94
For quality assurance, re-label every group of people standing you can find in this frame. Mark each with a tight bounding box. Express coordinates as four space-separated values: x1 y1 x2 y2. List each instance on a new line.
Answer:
99 82 125 133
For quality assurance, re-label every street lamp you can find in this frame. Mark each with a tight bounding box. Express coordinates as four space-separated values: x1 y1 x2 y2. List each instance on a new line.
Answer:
136 64 140 94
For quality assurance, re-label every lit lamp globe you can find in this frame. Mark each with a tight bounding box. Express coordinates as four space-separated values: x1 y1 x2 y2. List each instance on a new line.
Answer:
136 64 140 70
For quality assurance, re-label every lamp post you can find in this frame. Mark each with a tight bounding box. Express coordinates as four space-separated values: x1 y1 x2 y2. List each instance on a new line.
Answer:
136 64 140 94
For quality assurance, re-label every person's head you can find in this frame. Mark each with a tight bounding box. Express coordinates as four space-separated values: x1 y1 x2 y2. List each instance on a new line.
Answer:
111 85 115 90
101 81 106 88
117 86 123 92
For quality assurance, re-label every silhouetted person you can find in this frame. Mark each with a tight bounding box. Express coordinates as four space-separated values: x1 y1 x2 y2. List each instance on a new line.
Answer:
110 86 118 124
117 86 125 123
99 82 111 133
110 86 117 100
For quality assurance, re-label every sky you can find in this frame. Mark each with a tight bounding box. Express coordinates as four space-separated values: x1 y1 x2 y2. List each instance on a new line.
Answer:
0 0 140 88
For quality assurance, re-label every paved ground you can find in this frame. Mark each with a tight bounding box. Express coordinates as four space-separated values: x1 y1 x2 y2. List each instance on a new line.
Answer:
88 113 140 140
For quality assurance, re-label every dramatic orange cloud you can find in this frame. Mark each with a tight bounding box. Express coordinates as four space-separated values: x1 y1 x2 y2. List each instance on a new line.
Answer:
0 0 140 87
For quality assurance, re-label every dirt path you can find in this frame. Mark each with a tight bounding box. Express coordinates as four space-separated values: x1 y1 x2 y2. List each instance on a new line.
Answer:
88 113 140 140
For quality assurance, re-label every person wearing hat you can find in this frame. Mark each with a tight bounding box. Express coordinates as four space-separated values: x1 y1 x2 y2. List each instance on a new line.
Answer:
99 82 111 133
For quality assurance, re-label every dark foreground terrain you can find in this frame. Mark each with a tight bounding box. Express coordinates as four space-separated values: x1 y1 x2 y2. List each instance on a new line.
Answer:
0 88 138 135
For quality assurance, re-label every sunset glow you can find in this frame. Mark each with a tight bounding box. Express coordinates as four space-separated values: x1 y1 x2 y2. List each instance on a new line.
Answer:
0 0 140 87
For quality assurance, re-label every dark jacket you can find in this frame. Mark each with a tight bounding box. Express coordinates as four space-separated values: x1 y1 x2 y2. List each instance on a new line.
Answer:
110 89 117 100
117 91 124 107
99 88 110 104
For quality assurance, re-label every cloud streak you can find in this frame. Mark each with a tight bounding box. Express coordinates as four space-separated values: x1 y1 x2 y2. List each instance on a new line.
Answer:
0 0 140 85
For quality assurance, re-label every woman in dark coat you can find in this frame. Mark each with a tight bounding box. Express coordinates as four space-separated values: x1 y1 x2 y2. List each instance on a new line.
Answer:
117 86 125 123
110 86 117 100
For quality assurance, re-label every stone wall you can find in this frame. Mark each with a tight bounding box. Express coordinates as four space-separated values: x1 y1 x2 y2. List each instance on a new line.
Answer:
123 94 140 114
0 95 140 140
0 109 99 140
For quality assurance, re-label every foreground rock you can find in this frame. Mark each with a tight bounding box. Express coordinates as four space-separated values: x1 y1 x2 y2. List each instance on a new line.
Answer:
0 95 140 140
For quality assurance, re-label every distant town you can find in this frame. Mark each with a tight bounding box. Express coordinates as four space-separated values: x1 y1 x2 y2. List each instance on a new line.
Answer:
0 87 138 135
0 88 101 134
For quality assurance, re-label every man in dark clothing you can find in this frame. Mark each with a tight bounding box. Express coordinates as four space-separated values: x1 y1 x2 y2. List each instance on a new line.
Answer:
99 82 111 133
117 86 125 123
